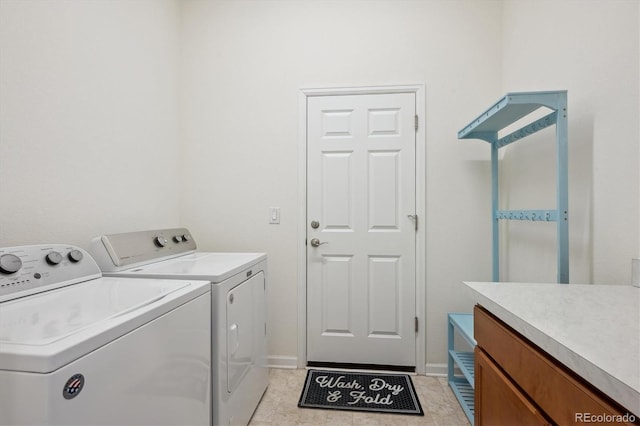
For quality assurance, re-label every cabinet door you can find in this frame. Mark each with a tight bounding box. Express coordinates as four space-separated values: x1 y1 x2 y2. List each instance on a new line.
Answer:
475 348 551 426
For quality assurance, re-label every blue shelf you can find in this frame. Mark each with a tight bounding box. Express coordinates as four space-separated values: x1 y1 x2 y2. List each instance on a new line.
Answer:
448 313 475 424
449 377 475 424
449 350 475 388
458 91 564 141
457 91 569 283
448 313 476 347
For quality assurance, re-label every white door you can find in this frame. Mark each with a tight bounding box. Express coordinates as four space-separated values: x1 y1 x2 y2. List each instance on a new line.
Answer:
306 92 417 367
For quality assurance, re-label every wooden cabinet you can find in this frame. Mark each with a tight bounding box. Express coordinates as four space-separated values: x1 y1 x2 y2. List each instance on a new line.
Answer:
474 305 638 426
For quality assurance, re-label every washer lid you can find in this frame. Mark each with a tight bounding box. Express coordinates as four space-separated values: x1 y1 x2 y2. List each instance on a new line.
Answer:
109 252 266 283
0 277 210 373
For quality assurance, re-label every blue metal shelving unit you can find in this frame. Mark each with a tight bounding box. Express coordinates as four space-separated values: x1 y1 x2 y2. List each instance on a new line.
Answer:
448 92 569 423
458 90 569 283
448 313 476 424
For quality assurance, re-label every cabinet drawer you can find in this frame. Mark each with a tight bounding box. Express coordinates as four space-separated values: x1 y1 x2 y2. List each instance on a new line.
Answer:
475 347 551 426
474 305 636 425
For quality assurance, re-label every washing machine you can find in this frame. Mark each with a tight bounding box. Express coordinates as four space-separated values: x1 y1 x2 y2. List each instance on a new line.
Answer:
0 244 211 426
90 228 268 426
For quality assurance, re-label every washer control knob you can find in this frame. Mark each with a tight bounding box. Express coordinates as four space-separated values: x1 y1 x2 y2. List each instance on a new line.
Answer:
173 235 183 243
0 254 22 274
68 250 83 263
46 251 63 265
181 234 190 242
154 236 168 248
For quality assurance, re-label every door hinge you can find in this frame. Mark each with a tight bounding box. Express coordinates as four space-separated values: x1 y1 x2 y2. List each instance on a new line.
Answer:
414 115 418 131
415 316 419 333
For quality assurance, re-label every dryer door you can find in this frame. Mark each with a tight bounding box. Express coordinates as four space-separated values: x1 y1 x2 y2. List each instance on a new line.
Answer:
226 271 265 393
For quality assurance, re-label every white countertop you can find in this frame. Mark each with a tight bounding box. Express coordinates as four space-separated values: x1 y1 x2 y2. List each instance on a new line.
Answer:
464 281 640 416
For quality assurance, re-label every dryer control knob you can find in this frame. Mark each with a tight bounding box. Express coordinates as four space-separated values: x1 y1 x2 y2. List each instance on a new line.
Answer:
154 236 168 248
173 235 183 243
0 253 22 274
68 250 83 263
181 234 190 242
46 251 63 265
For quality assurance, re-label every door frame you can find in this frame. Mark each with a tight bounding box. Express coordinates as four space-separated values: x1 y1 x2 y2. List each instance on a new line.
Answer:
297 84 426 374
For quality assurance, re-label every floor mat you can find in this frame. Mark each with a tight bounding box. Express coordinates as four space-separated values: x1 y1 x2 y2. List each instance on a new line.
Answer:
298 369 424 415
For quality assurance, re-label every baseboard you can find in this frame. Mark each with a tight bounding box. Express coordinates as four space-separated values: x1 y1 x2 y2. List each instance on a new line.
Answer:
425 363 448 377
267 355 298 369
267 358 448 376
307 361 414 373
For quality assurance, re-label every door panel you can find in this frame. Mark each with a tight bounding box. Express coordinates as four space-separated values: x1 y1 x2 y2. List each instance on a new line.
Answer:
368 108 400 136
321 255 353 335
322 152 353 229
369 151 400 229
368 255 401 336
322 109 353 137
307 92 416 367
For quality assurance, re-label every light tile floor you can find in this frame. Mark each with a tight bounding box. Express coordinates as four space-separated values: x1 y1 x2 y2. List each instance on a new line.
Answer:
249 369 471 426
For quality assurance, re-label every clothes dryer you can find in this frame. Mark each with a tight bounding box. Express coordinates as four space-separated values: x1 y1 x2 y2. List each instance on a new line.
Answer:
91 228 268 426
0 244 211 425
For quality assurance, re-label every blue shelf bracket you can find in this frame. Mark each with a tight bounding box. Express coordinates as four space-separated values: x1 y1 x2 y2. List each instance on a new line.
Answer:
458 91 569 284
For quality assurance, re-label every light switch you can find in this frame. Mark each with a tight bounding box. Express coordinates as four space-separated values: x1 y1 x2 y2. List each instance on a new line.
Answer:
269 207 280 224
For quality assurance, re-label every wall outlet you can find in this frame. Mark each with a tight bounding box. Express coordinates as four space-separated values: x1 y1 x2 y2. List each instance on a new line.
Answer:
632 259 640 288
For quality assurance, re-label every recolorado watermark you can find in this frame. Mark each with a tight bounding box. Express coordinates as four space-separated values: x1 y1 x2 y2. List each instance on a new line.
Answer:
575 412 636 423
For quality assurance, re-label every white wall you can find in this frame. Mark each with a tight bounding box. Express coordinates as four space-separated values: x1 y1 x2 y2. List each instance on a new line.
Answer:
1 0 637 373
0 0 183 248
179 0 502 369
499 0 639 285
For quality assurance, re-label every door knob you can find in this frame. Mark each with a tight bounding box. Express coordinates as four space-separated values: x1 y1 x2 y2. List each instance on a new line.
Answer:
310 238 327 247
